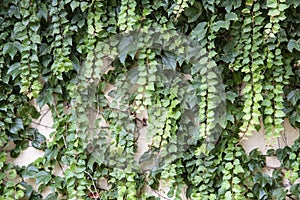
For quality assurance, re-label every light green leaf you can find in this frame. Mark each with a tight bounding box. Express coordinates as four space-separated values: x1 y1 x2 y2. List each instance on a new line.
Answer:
225 12 238 21
267 0 277 8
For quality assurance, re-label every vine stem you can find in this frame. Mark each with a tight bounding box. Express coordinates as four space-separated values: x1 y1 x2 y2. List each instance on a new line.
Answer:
151 189 172 200
84 170 100 200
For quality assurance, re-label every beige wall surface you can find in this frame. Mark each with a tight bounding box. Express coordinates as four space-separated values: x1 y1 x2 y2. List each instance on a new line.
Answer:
7 102 300 199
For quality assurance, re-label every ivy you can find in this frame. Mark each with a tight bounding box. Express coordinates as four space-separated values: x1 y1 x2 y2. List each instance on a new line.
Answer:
1 0 300 199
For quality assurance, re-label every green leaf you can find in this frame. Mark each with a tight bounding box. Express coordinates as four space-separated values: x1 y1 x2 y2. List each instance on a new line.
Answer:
225 162 233 170
70 1 79 11
287 39 300 52
233 165 245 174
45 147 59 164
211 20 226 32
274 110 285 118
184 5 202 23
36 88 53 109
162 51 177 70
267 0 277 8
7 62 21 80
221 0 242 12
225 12 238 21
264 107 274 115
32 133 46 149
290 184 300 198
137 77 147 85
199 57 208 65
226 91 237 103
3 41 22 59
139 150 153 163
190 22 207 41
8 169 17 179
44 192 58 200
118 36 137 64
22 165 39 179
225 191 232 200
267 9 279 16
287 0 300 8
37 3 48 20
87 152 103 170
220 180 231 191
9 118 24 134
36 171 51 185
287 89 300 106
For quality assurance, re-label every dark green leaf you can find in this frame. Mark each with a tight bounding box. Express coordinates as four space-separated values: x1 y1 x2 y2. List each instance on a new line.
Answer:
32 133 46 149
287 89 300 106
162 51 177 70
139 150 153 163
2 41 21 59
36 88 53 109
7 62 21 80
9 118 24 134
36 171 51 185
221 0 242 12
44 192 58 200
287 39 300 52
22 165 39 179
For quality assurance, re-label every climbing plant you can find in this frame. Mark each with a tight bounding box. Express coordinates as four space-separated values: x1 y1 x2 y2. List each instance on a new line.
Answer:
1 0 300 199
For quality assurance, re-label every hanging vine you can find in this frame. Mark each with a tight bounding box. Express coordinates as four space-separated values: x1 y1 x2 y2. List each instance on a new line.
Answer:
1 0 300 199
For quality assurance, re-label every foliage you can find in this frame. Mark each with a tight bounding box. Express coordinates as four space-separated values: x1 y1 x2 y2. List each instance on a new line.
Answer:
0 0 300 199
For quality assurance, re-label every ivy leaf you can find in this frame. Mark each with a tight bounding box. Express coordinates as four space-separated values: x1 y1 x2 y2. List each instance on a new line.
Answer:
162 51 177 70
190 22 207 41
87 151 104 170
290 184 300 198
36 87 53 109
36 171 51 185
70 1 79 11
225 191 232 199
287 39 300 52
287 89 300 106
8 169 17 179
22 165 39 179
9 118 24 134
184 4 202 23
290 112 300 126
19 182 33 197
139 150 153 163
44 147 59 164
221 0 242 12
118 36 137 64
268 9 280 16
44 192 58 200
266 0 277 8
225 12 238 21
37 3 48 20
137 77 147 85
226 91 237 103
287 0 300 8
32 133 46 149
258 189 267 199
211 20 228 32
3 41 21 59
7 62 21 80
